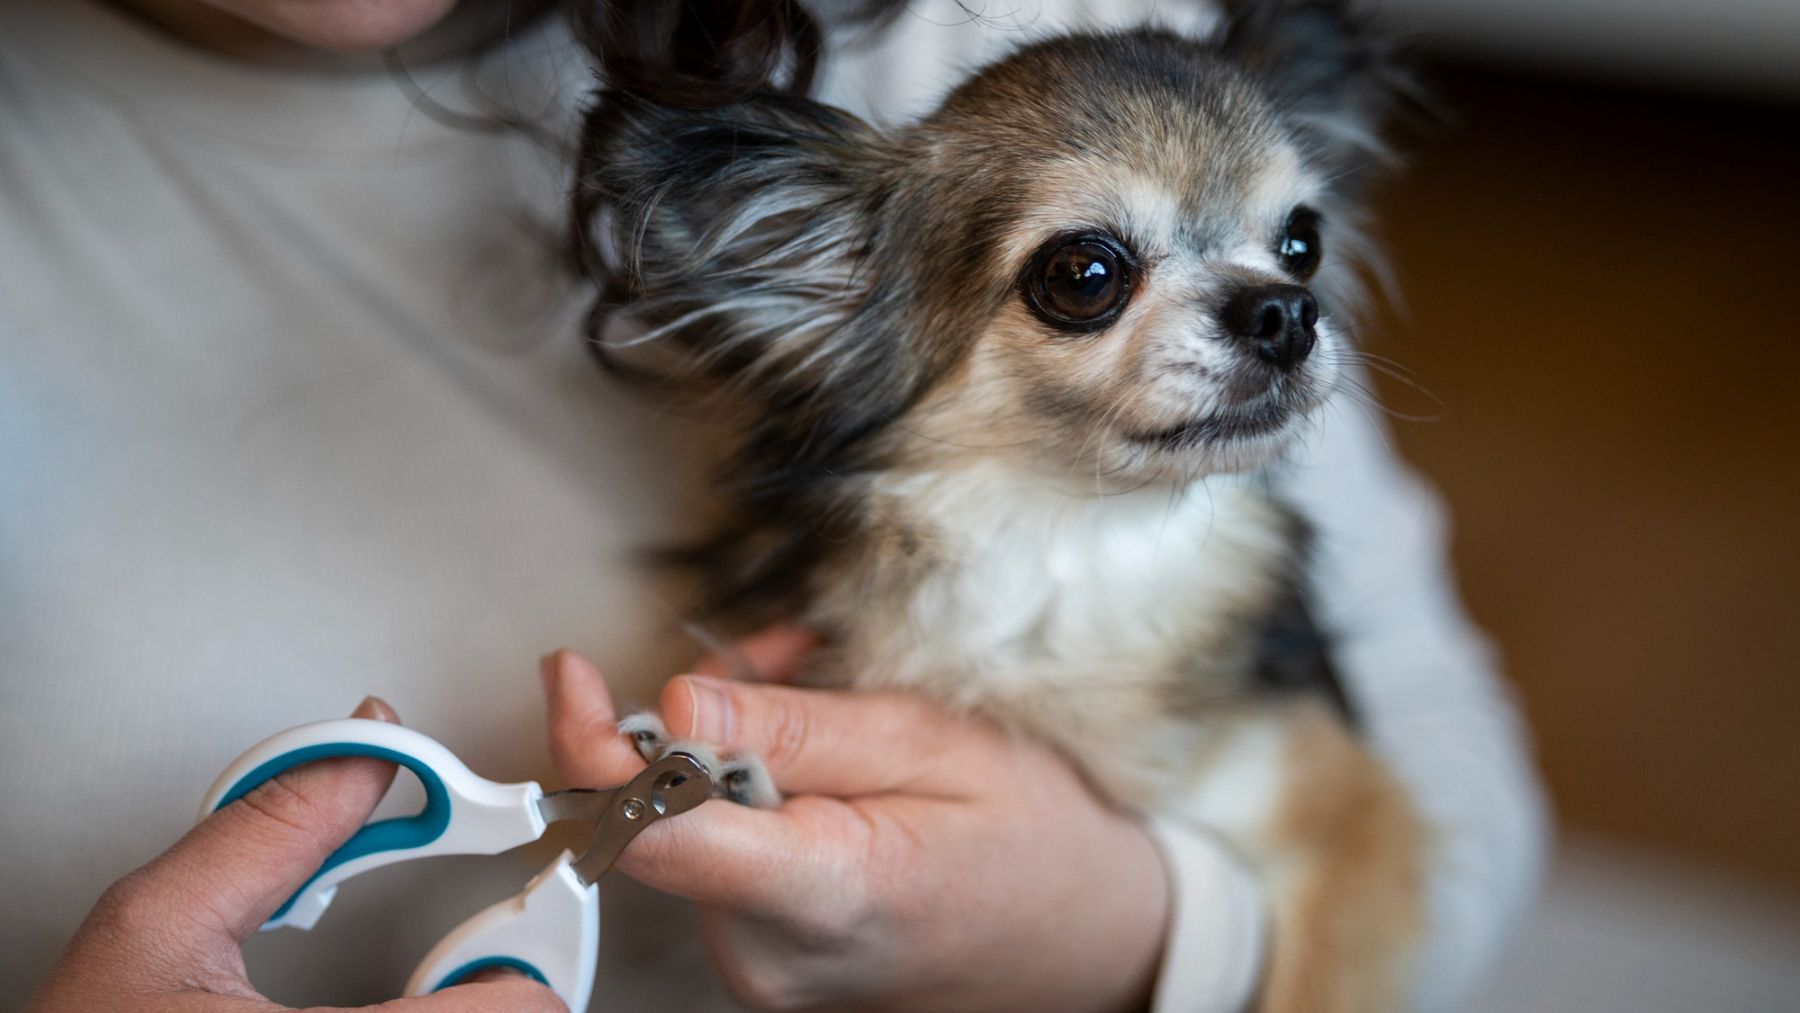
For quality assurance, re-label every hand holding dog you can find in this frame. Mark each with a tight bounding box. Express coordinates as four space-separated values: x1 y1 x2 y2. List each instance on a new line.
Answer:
540 634 1170 1013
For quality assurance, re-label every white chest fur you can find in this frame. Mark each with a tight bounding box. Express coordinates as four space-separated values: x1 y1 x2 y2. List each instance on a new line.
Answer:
815 461 1293 714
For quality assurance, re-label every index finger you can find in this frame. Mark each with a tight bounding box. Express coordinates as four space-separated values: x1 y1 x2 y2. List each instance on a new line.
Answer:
541 650 646 788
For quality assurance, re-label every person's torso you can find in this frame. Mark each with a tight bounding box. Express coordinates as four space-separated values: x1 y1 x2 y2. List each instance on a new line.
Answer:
0 1 1223 1008
0 4 730 1005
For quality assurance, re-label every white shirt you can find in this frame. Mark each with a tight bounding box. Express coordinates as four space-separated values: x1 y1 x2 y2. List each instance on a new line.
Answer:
0 2 1546 1010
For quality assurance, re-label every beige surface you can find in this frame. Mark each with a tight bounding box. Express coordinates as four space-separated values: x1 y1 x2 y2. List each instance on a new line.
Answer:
1473 838 1800 1013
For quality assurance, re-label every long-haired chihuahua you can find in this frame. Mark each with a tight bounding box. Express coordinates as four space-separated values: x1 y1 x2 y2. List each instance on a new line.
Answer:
573 2 1422 1008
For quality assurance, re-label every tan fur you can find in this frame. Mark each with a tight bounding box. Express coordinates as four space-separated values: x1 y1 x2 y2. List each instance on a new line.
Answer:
1257 702 1424 1013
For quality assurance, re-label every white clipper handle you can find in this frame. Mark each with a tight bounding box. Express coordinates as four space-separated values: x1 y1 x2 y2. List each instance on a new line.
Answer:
198 718 546 931
404 851 600 1013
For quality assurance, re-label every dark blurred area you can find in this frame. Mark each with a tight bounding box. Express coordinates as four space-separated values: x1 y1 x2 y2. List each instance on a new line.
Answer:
1352 7 1800 1004
1370 61 1800 888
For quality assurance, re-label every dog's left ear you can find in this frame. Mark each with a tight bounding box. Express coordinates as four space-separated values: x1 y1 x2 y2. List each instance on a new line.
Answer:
572 89 891 393
1218 0 1409 179
574 89 941 474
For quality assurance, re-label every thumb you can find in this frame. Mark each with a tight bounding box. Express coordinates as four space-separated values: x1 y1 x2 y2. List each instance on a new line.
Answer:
659 675 1006 796
381 969 567 1013
135 696 402 943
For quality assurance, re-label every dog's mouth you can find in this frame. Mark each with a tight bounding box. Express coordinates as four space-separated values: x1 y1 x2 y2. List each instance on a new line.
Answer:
1127 399 1298 451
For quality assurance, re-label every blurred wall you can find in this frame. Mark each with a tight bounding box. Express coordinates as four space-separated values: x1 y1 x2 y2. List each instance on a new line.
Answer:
1363 61 1800 890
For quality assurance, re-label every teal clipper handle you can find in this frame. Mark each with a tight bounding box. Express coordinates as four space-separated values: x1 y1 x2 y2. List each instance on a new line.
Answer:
198 718 546 931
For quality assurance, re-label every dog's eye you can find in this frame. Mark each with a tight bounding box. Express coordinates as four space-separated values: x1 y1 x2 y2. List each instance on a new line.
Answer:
1021 235 1135 332
1279 208 1323 280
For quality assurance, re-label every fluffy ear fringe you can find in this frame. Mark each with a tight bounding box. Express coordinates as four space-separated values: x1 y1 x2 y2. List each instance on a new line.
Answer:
572 91 883 397
1217 0 1416 181
570 89 924 625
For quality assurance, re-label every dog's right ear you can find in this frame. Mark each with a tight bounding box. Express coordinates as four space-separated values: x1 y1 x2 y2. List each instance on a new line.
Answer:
572 90 891 399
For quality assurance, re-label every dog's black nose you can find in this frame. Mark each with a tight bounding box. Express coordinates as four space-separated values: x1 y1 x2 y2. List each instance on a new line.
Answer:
1221 284 1318 371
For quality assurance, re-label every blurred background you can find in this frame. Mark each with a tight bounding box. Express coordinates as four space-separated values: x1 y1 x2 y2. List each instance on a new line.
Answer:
1357 0 1800 1007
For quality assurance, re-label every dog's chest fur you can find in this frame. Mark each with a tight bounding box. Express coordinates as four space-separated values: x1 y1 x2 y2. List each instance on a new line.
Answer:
803 459 1300 804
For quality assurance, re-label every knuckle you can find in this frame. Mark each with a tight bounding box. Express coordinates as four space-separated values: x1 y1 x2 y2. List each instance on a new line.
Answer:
807 891 878 948
761 694 813 770
177 966 254 998
81 871 193 973
794 848 884 947
877 695 954 753
708 907 844 1012
233 774 331 850
90 870 159 934
866 816 927 893
719 957 813 1012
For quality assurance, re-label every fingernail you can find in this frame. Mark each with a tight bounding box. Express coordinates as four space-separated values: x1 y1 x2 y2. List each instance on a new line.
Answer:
351 695 398 723
681 676 733 744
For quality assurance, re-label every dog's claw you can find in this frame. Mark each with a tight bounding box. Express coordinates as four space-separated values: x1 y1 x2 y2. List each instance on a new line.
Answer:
718 754 780 809
618 712 669 763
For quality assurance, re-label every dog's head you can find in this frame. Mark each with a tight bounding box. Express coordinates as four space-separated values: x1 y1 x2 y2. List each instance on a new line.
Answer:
576 2 1406 490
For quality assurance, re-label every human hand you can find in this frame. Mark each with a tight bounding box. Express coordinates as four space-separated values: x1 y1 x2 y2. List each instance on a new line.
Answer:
28 697 564 1013
541 633 1170 1012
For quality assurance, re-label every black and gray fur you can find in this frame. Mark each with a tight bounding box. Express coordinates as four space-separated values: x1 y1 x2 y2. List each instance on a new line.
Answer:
572 2 1403 638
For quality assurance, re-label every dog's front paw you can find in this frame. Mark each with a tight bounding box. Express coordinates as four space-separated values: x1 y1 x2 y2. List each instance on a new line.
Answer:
661 739 780 808
716 752 780 809
617 714 782 808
